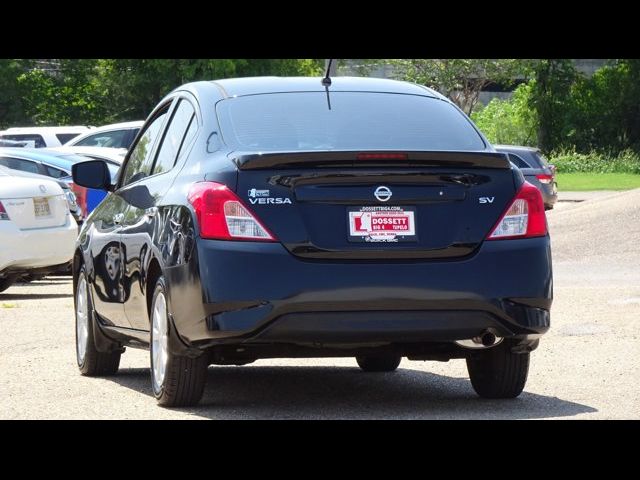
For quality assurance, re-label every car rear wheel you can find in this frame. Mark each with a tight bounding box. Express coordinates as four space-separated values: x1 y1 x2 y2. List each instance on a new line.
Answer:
75 266 121 376
466 339 529 398
150 276 208 407
356 354 402 372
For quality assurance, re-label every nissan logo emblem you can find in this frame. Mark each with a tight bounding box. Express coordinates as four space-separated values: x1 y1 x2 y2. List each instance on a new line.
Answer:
374 186 392 202
39 185 46 193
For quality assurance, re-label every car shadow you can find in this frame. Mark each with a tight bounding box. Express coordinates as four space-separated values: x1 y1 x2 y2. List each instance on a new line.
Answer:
0 293 72 300
108 365 597 420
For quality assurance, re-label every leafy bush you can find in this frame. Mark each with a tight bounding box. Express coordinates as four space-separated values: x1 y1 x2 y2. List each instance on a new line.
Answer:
471 83 537 146
548 149 640 174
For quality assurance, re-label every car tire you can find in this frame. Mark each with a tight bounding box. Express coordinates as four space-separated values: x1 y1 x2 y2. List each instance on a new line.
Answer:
75 266 121 376
150 276 208 407
0 276 16 293
466 340 529 399
356 354 402 372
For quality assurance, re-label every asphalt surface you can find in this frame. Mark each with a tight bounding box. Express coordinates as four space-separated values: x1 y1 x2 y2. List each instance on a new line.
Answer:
1 190 639 419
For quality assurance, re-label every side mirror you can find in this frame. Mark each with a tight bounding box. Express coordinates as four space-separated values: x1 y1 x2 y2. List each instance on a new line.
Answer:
72 160 113 191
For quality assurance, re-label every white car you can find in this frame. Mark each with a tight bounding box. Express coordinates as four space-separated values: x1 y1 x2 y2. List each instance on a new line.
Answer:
63 121 143 149
0 126 90 148
0 166 78 292
49 146 127 165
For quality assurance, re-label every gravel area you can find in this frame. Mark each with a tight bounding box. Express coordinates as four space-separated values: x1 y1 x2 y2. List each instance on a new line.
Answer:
1 190 639 419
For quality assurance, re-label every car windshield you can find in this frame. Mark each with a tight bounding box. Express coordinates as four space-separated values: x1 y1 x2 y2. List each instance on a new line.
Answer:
216 92 486 152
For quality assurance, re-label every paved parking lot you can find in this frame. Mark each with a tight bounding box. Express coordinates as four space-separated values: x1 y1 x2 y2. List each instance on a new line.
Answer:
1 190 639 419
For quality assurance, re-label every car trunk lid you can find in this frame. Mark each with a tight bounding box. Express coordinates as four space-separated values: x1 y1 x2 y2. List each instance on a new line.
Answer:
233 150 517 260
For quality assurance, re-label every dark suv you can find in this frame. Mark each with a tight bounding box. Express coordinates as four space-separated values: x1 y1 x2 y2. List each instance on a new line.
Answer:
72 77 552 407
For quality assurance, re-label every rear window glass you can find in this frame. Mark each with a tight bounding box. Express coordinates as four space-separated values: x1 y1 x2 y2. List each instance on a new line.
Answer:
56 133 81 144
216 92 486 152
533 151 550 167
0 134 45 148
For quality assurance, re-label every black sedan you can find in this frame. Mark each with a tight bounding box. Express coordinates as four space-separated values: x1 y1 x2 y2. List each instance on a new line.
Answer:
72 77 552 407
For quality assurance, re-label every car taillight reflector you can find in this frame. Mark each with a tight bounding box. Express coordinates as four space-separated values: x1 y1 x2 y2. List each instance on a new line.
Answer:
187 182 276 241
536 174 554 184
487 181 547 240
0 201 9 220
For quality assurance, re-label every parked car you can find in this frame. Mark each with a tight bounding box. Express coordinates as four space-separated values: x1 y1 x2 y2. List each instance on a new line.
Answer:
494 145 558 209
4 168 83 224
72 77 552 407
0 165 77 292
0 148 120 219
63 121 143 149
0 126 90 148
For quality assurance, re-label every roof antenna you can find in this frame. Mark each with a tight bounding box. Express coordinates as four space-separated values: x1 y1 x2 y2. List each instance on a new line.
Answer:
322 59 334 110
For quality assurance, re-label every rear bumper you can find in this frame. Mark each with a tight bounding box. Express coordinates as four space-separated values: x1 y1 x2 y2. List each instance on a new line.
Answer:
0 216 77 275
168 236 553 348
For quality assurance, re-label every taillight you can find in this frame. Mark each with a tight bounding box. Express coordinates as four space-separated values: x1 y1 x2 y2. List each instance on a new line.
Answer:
0 201 9 220
187 182 276 241
536 174 554 184
69 182 88 218
486 181 547 240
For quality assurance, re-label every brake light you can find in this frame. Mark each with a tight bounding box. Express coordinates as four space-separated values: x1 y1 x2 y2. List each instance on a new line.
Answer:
486 181 547 240
68 182 88 218
536 174 554 184
187 182 276 241
357 153 408 161
0 201 9 220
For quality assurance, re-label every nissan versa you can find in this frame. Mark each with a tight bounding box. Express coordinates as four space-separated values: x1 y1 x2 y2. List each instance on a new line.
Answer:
72 77 552 407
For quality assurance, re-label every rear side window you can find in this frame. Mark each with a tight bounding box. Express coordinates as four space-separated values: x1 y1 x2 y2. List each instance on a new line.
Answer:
0 134 45 148
74 130 130 148
0 157 40 174
152 99 196 176
507 153 533 168
44 164 69 178
121 107 170 186
216 92 486 152
56 133 81 144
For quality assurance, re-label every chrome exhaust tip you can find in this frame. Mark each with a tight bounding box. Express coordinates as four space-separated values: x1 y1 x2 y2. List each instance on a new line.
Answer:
455 330 503 349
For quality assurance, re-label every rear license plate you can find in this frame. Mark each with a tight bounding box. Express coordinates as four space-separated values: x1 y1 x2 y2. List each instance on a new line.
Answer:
33 197 51 218
348 206 417 242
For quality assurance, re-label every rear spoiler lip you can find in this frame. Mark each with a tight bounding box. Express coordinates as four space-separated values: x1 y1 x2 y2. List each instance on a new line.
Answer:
232 150 511 170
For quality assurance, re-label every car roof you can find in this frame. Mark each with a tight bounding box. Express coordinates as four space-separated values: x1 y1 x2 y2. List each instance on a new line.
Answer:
1 126 90 133
72 121 143 134
0 147 96 169
205 76 447 100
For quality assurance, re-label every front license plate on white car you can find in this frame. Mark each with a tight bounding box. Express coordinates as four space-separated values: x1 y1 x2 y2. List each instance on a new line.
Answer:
348 206 417 243
33 197 51 218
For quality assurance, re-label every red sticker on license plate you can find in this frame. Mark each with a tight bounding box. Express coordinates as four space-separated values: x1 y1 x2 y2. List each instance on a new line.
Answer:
348 206 417 242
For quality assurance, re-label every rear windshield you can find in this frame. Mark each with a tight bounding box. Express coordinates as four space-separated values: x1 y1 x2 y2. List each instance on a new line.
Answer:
216 92 486 152
533 151 550 167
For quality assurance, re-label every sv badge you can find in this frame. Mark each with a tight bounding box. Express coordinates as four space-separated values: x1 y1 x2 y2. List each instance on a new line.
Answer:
479 196 495 204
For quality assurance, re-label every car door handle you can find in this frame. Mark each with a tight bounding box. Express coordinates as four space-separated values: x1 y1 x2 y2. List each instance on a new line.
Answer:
113 213 125 225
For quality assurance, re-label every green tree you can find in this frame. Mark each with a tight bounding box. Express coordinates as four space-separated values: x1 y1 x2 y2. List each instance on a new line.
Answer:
391 59 527 114
0 59 33 128
471 82 537 146
527 59 579 152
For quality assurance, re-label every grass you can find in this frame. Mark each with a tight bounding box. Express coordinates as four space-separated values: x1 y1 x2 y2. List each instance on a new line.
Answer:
556 173 640 191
